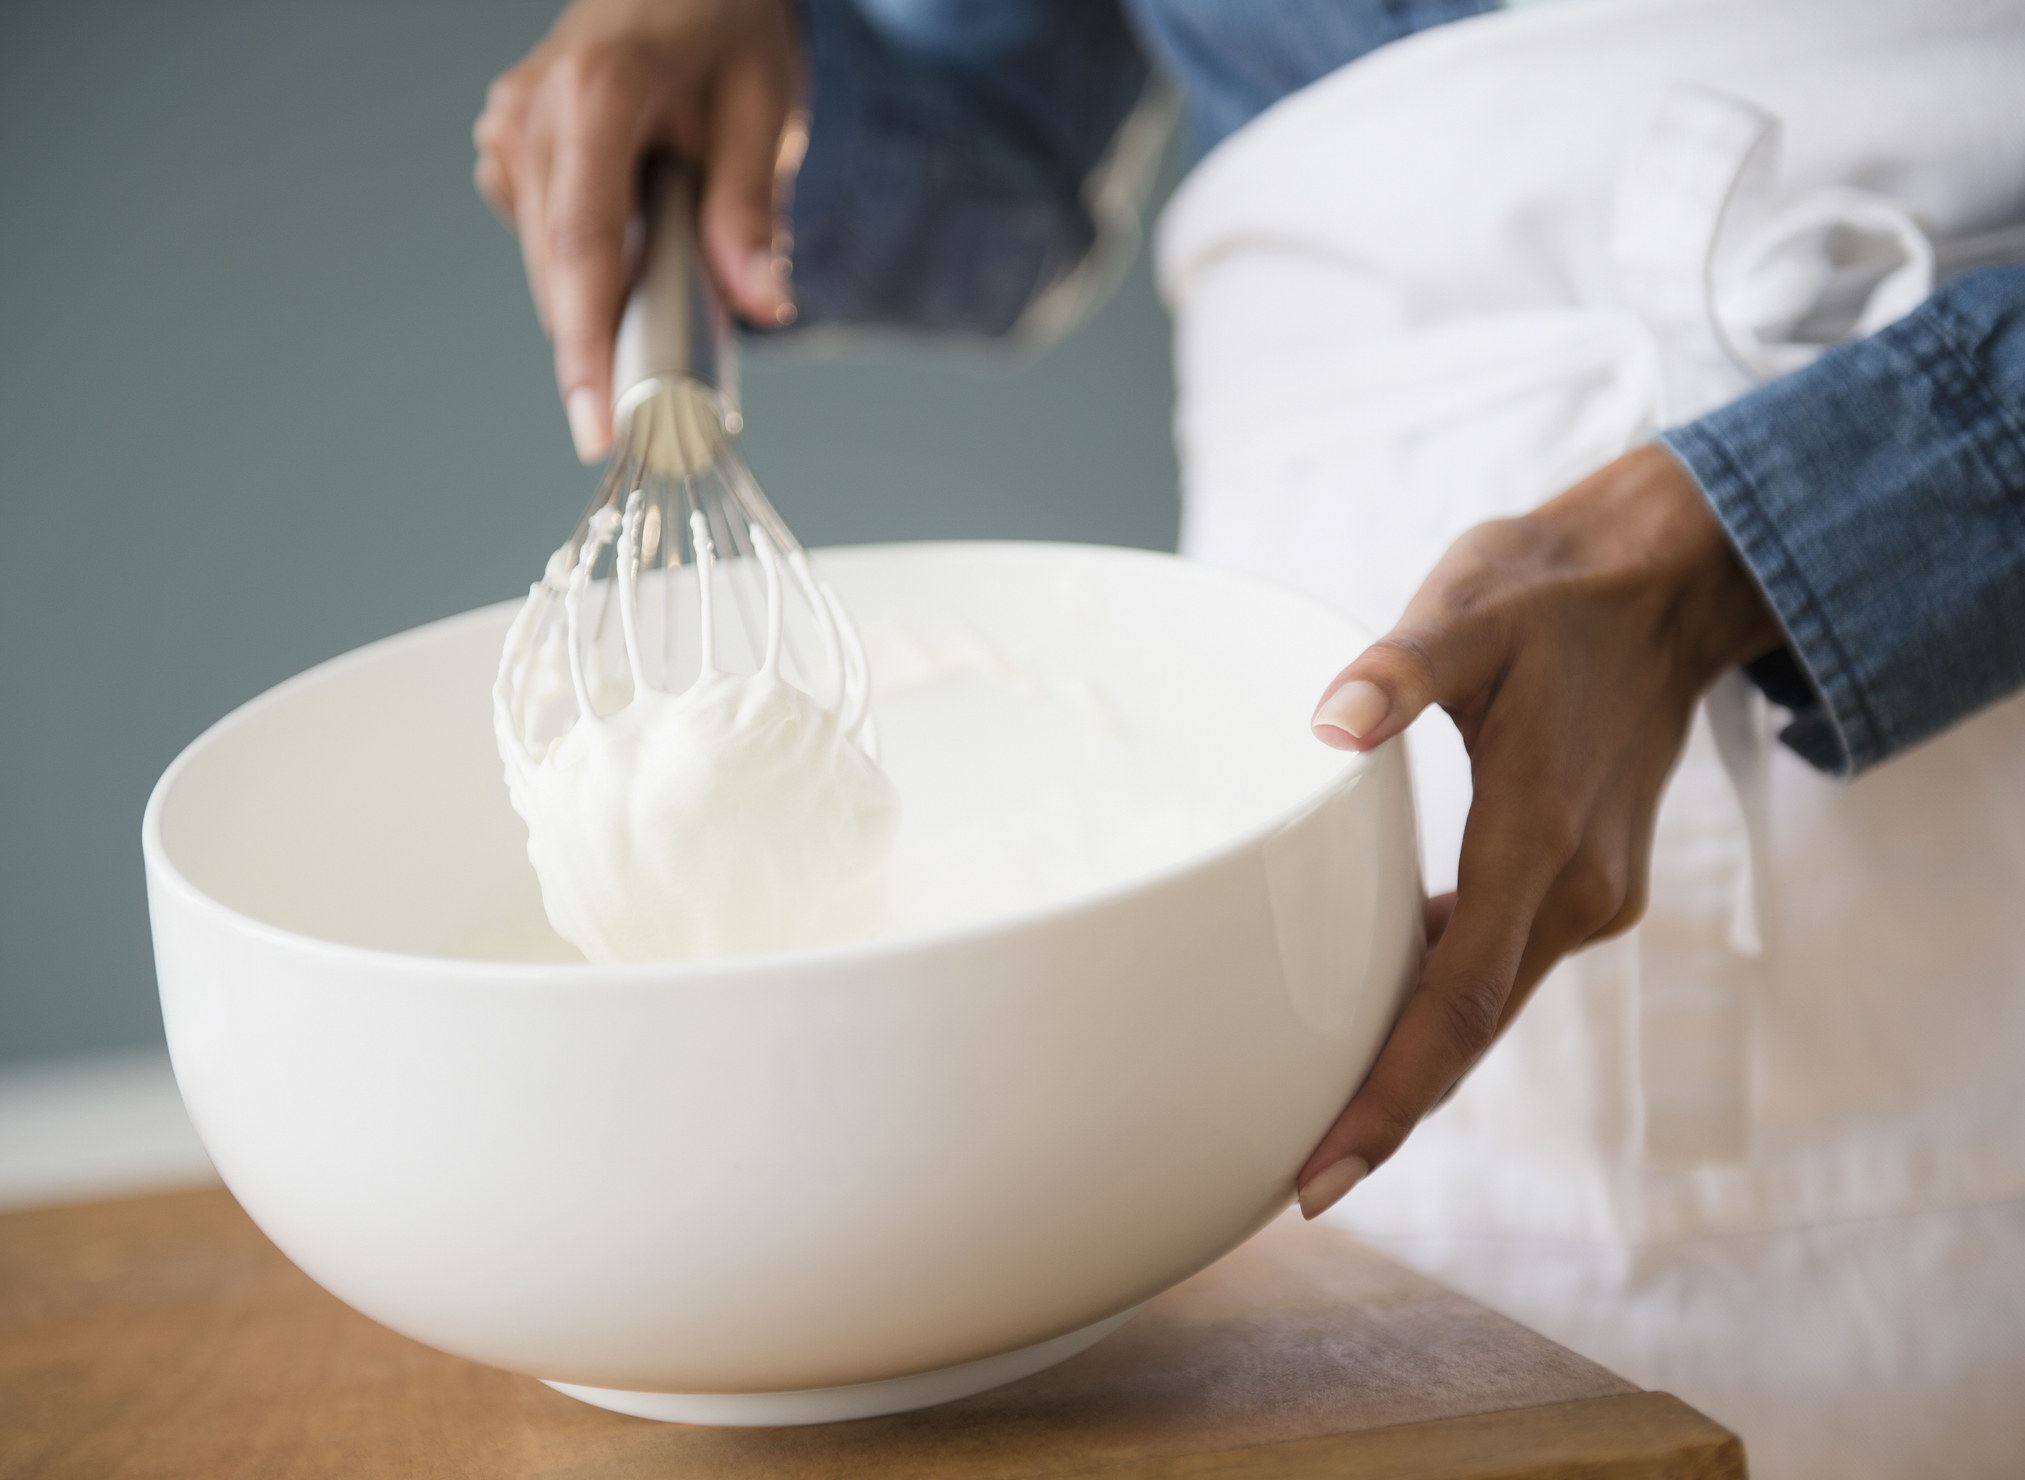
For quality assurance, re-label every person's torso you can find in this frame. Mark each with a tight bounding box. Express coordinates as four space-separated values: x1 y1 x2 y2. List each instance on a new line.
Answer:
1154 0 2025 1244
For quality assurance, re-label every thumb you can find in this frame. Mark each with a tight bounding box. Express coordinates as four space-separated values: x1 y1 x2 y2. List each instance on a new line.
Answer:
1311 611 1508 753
699 63 794 327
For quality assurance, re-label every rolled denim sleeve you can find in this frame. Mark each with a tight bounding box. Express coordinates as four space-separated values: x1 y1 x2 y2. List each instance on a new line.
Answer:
1662 266 2025 776
787 0 1151 336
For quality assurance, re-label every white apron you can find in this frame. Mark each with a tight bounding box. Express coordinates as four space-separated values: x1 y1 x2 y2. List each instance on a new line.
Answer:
1156 2 2025 1475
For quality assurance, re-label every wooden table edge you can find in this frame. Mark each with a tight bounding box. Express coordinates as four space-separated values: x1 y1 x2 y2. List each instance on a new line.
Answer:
1047 1392 1746 1480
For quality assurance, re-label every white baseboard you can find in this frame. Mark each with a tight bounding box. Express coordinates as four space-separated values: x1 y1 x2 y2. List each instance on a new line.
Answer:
0 1047 219 1211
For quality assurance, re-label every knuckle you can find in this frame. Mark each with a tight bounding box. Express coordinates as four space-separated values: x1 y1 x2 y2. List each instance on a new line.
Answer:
552 38 648 102
473 105 512 157
1372 1093 1422 1144
1446 517 1525 579
552 43 605 97
484 70 529 119
1559 856 1626 937
1363 631 1438 694
1593 874 1650 941
1438 973 1506 1060
1526 798 1586 866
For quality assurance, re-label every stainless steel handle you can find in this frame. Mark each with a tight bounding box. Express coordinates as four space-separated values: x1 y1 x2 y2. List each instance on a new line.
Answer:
611 161 739 428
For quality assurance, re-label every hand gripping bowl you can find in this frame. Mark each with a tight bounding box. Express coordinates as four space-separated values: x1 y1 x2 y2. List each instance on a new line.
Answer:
142 542 1421 1426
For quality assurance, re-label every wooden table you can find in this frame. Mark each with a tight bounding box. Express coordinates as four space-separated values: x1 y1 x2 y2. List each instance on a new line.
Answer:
0 1188 1742 1478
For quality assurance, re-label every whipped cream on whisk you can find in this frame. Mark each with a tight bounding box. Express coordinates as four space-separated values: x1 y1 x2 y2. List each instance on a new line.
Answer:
495 502 898 963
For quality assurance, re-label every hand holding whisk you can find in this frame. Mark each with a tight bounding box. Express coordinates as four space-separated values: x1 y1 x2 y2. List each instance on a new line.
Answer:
494 161 897 965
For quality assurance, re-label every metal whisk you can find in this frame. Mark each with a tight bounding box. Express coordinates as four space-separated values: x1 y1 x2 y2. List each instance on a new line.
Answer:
497 162 873 763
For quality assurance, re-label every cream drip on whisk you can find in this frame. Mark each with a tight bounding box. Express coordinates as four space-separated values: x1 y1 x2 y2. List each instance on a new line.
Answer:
494 498 899 963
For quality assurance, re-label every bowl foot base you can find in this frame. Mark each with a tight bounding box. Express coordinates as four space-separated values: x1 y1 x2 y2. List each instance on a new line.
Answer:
542 1305 1143 1426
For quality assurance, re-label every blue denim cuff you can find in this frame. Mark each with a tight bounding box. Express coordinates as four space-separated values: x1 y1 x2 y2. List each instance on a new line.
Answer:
786 0 1147 335
1662 266 2025 776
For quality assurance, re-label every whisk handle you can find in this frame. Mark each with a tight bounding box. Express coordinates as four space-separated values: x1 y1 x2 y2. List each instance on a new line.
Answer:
612 160 734 415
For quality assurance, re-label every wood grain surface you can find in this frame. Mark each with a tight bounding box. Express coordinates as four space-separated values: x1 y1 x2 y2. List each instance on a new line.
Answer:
0 1188 1743 1479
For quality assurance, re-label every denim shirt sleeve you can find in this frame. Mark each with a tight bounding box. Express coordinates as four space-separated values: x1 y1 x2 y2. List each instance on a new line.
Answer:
1661 265 2025 777
786 0 1151 336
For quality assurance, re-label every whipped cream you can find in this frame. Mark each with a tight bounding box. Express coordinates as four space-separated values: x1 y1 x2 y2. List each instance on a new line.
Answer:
495 504 898 963
861 616 1242 936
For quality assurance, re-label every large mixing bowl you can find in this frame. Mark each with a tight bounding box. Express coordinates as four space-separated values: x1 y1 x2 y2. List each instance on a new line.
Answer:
143 541 1420 1425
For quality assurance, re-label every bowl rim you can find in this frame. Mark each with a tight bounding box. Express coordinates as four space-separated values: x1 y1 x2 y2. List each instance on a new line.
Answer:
142 539 1385 986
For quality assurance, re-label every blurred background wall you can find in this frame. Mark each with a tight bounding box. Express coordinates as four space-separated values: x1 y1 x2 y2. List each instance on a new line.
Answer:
0 0 1181 1068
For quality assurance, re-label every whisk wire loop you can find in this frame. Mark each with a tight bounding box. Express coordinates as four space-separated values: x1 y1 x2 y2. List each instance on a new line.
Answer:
497 373 873 764
497 162 875 766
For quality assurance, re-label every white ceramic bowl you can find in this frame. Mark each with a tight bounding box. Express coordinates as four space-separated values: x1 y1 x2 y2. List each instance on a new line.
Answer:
144 542 1420 1425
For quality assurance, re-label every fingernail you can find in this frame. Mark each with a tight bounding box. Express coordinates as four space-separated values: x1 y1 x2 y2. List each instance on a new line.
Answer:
1298 1155 1369 1220
1313 679 1389 746
566 388 607 465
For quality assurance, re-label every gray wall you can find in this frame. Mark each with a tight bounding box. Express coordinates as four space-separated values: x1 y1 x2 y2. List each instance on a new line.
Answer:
0 1 1181 1067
